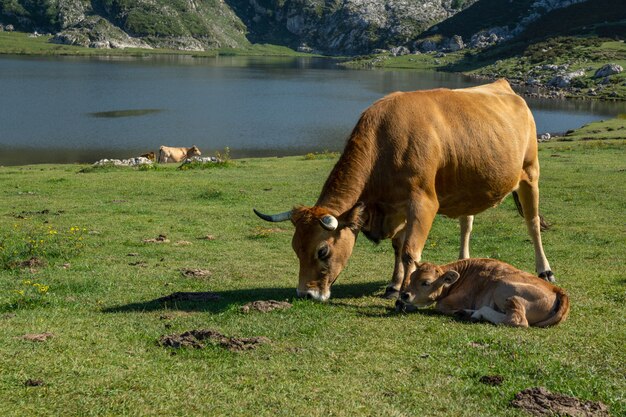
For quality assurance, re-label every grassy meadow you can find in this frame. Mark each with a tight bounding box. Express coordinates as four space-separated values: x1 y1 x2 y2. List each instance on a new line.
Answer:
0 138 624 416
0 31 306 58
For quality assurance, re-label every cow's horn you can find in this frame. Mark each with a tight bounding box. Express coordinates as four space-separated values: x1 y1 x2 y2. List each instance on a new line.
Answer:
320 215 338 231
253 208 292 222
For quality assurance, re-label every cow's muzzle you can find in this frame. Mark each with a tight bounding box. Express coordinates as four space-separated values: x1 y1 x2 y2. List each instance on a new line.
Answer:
297 288 330 302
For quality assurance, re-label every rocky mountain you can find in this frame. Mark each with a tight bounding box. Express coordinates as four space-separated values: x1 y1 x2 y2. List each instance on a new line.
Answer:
0 0 475 54
226 0 477 55
0 0 249 51
0 0 620 55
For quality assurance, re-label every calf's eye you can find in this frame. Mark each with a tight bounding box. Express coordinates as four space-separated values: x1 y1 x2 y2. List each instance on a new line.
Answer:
421 282 431 287
317 245 330 260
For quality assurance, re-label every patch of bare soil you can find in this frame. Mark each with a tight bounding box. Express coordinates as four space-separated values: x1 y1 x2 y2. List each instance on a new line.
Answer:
20 332 54 342
143 234 170 243
511 387 610 417
156 292 221 303
240 300 292 313
174 240 193 246
158 329 270 352
129 261 147 267
479 375 504 386
180 268 212 278
19 257 46 269
197 234 216 241
24 379 44 387
2 313 17 320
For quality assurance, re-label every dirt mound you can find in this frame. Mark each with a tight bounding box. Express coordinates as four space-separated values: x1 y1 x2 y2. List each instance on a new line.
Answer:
158 329 270 352
19 257 46 268
240 300 292 313
479 375 504 386
180 268 212 278
20 332 54 342
197 234 216 241
511 387 610 416
156 292 221 303
24 379 44 387
143 234 170 243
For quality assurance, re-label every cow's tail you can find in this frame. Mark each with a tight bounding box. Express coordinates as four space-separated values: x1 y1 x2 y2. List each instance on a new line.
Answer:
535 287 570 328
158 146 164 163
511 190 551 231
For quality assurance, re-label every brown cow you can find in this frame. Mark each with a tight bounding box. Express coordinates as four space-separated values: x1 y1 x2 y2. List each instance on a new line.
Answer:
397 258 569 327
158 145 201 163
254 79 554 301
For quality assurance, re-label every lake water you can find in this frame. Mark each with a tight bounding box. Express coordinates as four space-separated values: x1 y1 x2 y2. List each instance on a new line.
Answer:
1 54 625 165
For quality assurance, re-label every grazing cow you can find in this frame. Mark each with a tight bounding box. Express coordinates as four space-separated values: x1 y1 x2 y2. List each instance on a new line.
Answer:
141 151 156 162
158 145 201 163
396 259 569 327
254 79 554 301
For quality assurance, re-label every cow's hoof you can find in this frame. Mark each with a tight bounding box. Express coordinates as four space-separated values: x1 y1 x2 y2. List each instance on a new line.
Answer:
538 270 556 283
382 287 400 299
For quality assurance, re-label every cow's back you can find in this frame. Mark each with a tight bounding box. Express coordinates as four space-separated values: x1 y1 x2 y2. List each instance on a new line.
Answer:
363 79 536 218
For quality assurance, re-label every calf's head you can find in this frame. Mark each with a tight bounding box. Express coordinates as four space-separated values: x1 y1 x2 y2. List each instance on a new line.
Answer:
254 204 364 301
400 262 460 308
187 145 202 157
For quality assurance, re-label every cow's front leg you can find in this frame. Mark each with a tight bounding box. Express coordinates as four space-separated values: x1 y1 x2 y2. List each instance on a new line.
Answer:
517 166 554 282
458 215 474 259
400 193 439 292
382 232 406 299
471 306 507 324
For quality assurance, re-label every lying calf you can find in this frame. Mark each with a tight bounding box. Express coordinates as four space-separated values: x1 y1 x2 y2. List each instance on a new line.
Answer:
398 258 569 327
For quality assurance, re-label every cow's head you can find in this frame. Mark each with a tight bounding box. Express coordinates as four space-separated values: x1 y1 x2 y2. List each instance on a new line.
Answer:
254 204 364 301
188 145 201 157
399 262 460 308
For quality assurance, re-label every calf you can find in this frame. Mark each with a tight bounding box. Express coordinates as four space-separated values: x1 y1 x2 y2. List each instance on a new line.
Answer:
141 151 156 162
158 145 201 163
398 258 569 327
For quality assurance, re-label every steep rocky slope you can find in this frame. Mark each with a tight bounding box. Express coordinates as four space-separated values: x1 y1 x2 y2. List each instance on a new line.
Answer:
0 0 474 54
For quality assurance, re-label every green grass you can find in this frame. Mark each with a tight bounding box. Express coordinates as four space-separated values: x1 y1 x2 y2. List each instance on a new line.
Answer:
0 31 308 58
559 115 626 140
0 139 624 415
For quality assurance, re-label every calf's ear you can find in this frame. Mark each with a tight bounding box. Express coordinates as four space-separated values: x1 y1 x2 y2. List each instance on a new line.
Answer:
340 202 365 232
441 270 460 285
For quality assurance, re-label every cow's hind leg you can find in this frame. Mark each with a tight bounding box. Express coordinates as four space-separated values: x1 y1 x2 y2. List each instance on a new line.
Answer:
517 167 554 282
502 296 529 328
459 215 474 259
383 233 405 299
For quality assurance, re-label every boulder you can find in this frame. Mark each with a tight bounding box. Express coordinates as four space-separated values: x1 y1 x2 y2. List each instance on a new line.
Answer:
446 35 464 52
390 46 410 56
593 64 623 79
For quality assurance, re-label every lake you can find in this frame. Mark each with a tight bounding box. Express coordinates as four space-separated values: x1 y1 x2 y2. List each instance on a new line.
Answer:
1 54 624 166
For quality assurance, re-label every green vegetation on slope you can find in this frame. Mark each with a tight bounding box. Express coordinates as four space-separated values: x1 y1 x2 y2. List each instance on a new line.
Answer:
0 31 305 57
0 138 624 415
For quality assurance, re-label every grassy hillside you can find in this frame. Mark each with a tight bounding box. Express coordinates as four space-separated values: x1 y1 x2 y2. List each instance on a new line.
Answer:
0 137 624 415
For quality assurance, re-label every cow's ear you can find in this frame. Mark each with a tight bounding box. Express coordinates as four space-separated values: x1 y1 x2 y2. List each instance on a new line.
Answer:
441 270 460 285
341 202 365 232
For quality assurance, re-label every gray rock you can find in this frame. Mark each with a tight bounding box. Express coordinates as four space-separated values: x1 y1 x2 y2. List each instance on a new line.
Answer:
417 39 439 52
593 64 623 78
297 43 314 53
446 35 464 52
547 75 572 88
390 46 410 56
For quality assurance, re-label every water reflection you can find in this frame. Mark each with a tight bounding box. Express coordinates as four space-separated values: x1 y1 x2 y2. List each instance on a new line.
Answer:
0 55 624 166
